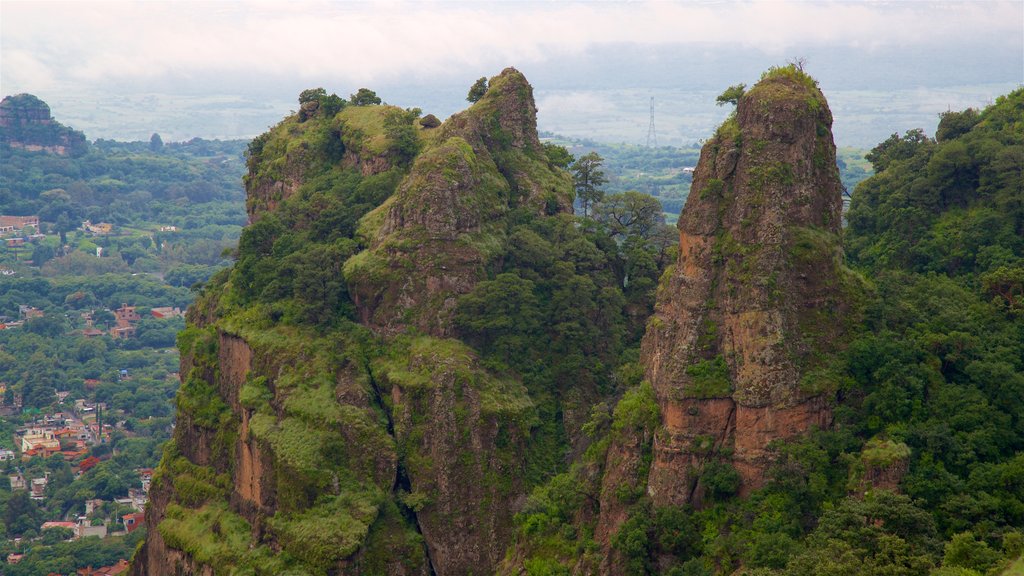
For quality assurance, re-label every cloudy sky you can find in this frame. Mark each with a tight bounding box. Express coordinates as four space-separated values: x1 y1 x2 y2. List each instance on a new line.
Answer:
2 1 1022 145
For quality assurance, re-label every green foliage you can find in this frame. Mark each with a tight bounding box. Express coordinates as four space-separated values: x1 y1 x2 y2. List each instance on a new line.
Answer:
941 532 1003 574
716 84 746 107
158 502 287 575
684 356 733 398
349 88 382 106
467 77 488 103
571 152 608 217
701 461 742 502
267 491 381 571
849 91 1023 275
784 491 939 576
593 191 665 240
860 437 911 467
612 381 659 439
542 142 574 169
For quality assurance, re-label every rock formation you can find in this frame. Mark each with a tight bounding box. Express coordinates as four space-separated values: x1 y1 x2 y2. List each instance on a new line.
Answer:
134 68 571 576
0 94 88 155
641 66 855 506
592 67 858 556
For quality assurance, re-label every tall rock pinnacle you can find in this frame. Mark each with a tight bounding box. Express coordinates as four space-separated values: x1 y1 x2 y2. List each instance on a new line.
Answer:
641 65 855 507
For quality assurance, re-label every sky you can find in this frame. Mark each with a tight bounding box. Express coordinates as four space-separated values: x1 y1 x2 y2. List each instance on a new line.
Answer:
2 0 1023 146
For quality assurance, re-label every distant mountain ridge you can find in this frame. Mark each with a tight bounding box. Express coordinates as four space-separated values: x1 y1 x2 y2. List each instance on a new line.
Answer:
0 93 88 156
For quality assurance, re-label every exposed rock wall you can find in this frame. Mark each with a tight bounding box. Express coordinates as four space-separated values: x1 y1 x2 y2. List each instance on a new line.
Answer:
587 70 856 559
0 93 87 155
640 68 851 509
136 68 570 576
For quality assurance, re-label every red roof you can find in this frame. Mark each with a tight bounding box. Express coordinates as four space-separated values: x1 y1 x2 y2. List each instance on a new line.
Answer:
122 512 144 533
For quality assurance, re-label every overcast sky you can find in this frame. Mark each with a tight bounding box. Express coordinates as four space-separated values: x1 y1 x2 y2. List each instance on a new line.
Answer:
4 0 1021 91
2 1 1022 145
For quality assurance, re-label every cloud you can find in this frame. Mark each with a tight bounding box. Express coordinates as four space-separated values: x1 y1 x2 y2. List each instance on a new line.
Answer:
2 0 1021 94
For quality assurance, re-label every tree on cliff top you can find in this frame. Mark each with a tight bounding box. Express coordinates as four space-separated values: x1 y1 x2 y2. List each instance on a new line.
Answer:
716 83 746 107
467 77 488 103
349 88 382 106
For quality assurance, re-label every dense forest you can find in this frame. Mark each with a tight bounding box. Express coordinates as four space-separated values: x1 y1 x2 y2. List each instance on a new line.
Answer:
130 66 1023 576
509 86 1024 576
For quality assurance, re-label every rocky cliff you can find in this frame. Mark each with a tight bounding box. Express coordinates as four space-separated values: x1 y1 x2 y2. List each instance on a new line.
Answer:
0 93 87 155
594 65 861 556
134 68 575 576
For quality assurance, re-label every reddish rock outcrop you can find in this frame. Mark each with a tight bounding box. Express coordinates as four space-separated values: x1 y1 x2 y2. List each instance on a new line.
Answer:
642 68 853 509
592 69 856 554
0 93 87 155
640 68 852 509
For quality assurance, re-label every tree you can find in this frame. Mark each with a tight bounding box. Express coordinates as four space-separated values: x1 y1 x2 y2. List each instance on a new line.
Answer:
299 87 327 104
31 243 55 267
571 152 608 218
383 108 422 166
865 129 933 172
542 142 574 169
4 490 41 537
349 88 381 106
593 191 665 240
716 83 746 107
936 108 980 142
467 77 488 103
149 132 163 152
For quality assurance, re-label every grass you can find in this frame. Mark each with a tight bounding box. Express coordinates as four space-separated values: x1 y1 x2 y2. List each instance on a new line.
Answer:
684 356 734 398
338 105 397 156
1003 555 1024 575
267 490 382 571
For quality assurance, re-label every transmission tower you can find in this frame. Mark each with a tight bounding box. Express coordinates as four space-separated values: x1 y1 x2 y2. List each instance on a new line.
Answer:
646 97 658 148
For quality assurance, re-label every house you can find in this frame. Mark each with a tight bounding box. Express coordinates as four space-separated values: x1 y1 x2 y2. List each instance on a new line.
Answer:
128 488 147 510
110 325 135 339
113 303 140 325
0 215 39 234
30 476 48 500
21 429 60 453
122 511 144 533
85 498 105 514
5 238 24 248
7 553 24 564
137 467 154 492
110 303 140 339
158 225 178 232
0 449 15 461
41 520 77 532
19 305 43 319
78 559 130 576
81 221 113 235
10 474 26 490
150 306 183 319
76 520 107 540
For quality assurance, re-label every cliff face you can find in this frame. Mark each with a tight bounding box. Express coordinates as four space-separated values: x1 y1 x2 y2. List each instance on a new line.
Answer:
0 94 88 156
588 68 857 555
345 69 571 336
640 67 854 508
135 68 571 576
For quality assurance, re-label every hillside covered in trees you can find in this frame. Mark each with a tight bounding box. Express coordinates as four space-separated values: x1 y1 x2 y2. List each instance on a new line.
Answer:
130 68 1023 576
